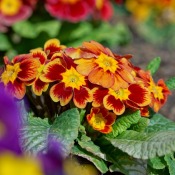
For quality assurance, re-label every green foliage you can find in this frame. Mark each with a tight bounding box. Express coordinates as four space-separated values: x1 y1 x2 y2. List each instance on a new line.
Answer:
107 110 141 138
164 154 175 175
0 33 11 51
13 20 61 39
72 145 108 174
107 130 175 159
146 57 161 75
166 77 175 90
149 157 166 170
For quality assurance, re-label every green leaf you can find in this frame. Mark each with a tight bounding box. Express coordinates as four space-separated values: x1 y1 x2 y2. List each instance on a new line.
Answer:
35 20 61 37
166 77 175 90
145 113 175 133
131 117 150 132
50 108 80 156
21 116 50 154
164 154 175 175
107 110 141 138
13 21 37 38
77 136 106 160
0 33 11 50
149 157 166 170
146 57 161 75
107 130 175 159
72 145 108 173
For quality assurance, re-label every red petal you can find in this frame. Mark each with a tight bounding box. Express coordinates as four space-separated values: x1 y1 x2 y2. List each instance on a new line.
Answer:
50 83 73 106
40 59 65 82
128 84 151 106
32 50 47 64
73 87 92 108
100 125 112 134
18 58 40 81
6 80 25 99
32 78 49 96
104 95 125 115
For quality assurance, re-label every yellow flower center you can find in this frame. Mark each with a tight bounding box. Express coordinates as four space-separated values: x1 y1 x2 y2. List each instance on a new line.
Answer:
61 67 86 90
0 152 44 175
109 88 131 101
0 0 22 16
61 0 80 4
149 81 164 100
95 52 118 73
0 121 6 138
96 0 104 10
1 63 21 85
37 65 45 78
90 113 106 130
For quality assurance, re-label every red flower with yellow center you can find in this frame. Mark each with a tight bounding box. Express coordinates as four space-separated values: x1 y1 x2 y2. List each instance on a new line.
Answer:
92 84 151 115
40 56 92 108
0 54 40 99
138 70 171 112
94 0 113 20
45 0 95 22
87 107 116 134
0 0 37 26
73 41 135 89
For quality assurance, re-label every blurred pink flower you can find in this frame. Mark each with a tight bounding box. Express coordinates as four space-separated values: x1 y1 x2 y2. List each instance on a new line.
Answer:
45 0 96 22
0 0 38 27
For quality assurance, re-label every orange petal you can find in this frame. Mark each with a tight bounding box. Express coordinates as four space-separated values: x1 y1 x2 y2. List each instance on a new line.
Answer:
31 50 47 64
88 68 114 88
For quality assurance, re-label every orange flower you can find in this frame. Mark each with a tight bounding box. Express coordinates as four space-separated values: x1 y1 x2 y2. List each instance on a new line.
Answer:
0 54 40 99
92 84 151 115
87 107 116 133
138 70 171 112
40 55 92 108
72 41 135 89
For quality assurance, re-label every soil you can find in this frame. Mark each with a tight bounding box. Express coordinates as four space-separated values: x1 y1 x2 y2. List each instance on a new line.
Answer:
116 34 175 121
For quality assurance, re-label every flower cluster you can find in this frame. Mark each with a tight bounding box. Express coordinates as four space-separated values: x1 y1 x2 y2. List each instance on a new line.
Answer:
125 0 175 24
0 85 64 175
0 39 171 134
0 0 115 31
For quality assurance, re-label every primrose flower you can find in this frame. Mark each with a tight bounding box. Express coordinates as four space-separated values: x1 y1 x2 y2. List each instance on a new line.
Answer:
138 70 171 112
0 54 40 99
0 0 37 27
94 0 113 20
45 0 95 22
40 55 92 108
87 107 116 133
72 41 135 89
92 84 151 116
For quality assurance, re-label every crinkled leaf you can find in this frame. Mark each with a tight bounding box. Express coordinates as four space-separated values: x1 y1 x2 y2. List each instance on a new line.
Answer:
50 108 80 156
146 57 161 75
21 116 50 154
77 136 106 160
145 113 175 133
166 77 175 90
107 110 141 138
164 154 175 175
107 130 175 159
131 117 150 132
0 33 11 50
71 145 108 173
149 157 166 170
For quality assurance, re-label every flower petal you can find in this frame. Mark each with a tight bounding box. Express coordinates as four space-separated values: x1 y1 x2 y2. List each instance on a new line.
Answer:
100 125 112 134
31 50 47 64
128 84 151 106
103 95 125 115
32 78 49 96
88 68 114 88
50 83 73 106
40 59 65 82
73 87 92 108
18 58 40 81
6 80 25 99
